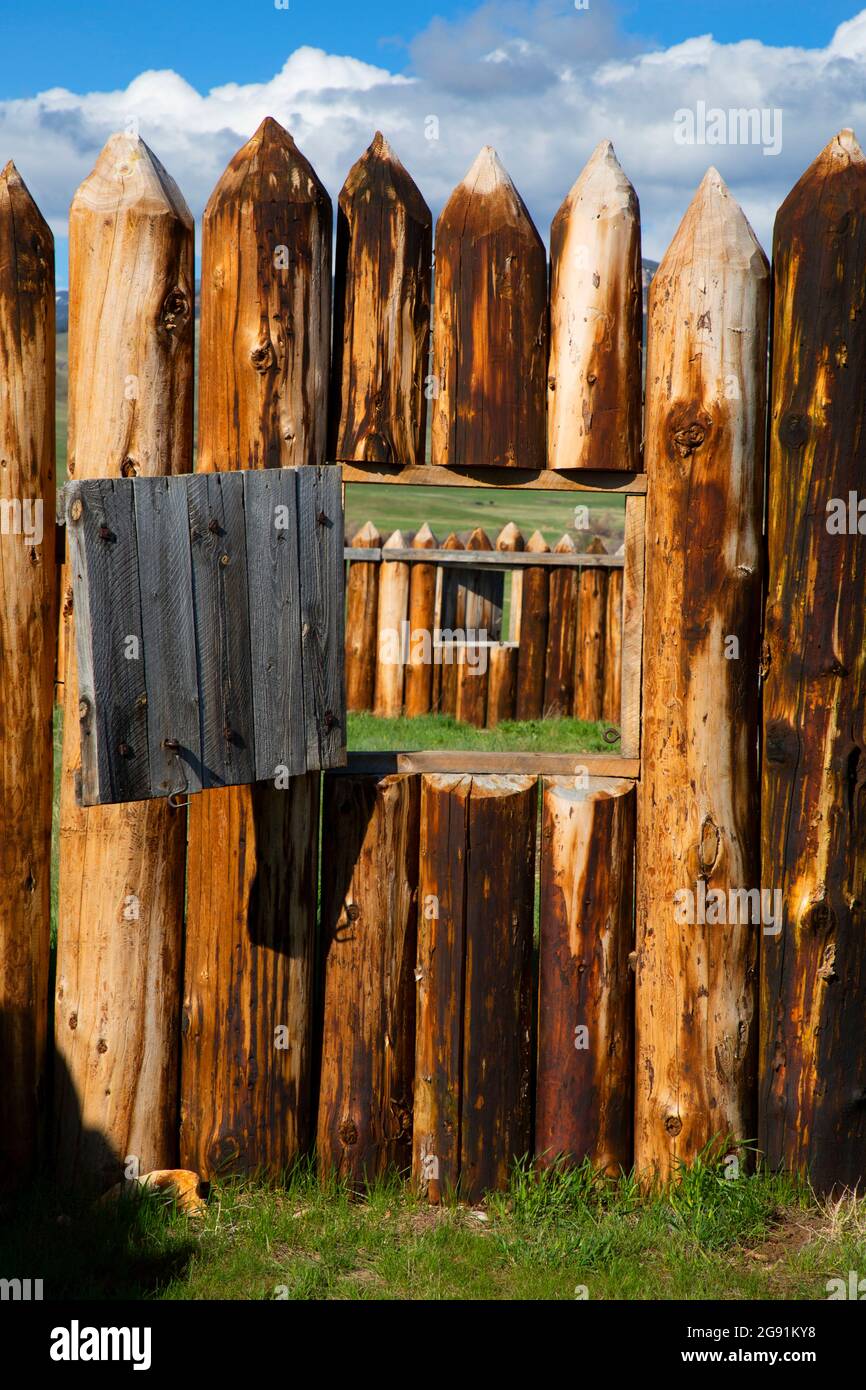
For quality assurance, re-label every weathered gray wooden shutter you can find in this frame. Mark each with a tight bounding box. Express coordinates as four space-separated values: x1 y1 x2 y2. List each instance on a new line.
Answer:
65 465 345 806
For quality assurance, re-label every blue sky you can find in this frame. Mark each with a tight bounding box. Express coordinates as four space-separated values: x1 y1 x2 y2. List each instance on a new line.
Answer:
1 1 858 96
4 1 866 283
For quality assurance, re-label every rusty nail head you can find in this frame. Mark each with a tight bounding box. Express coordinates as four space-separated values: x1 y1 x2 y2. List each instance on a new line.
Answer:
219 553 230 566
208 518 220 534
70 499 83 522
317 511 328 526
346 903 360 922
163 738 180 751
98 524 111 541
118 742 131 757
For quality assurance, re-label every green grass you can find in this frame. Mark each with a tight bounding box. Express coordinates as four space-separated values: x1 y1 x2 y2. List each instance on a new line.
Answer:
2 1155 863 1301
347 711 616 754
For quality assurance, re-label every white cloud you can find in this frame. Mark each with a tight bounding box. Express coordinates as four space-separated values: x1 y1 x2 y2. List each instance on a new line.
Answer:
3 4 866 280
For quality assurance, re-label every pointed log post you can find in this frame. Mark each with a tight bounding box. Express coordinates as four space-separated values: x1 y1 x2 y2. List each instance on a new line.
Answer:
431 147 547 468
435 533 465 715
603 563 624 724
329 131 432 465
345 521 381 712
373 530 410 718
536 777 635 1172
635 170 768 1181
182 118 329 1179
548 141 642 471
54 135 193 1191
317 773 420 1186
497 521 525 643
455 526 496 727
761 130 866 1191
404 523 438 717
543 534 579 717
0 163 55 1187
197 117 331 472
574 537 608 722
515 530 550 720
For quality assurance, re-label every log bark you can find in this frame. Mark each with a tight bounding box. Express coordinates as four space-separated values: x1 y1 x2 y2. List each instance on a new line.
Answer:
431 147 547 468
0 163 55 1186
197 117 331 472
761 129 866 1190
329 131 432 465
317 773 420 1185
536 777 635 1172
455 526 495 728
635 169 768 1180
603 565 624 724
543 534 579 717
183 118 328 1178
54 134 193 1190
574 538 608 722
345 521 381 712
413 774 471 1201
548 141 642 472
373 529 410 718
460 774 536 1201
487 645 518 727
404 522 437 717
515 529 550 720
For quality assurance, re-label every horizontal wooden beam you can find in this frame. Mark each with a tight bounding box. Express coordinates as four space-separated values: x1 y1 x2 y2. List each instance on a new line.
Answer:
344 546 624 568
339 461 647 494
344 751 638 777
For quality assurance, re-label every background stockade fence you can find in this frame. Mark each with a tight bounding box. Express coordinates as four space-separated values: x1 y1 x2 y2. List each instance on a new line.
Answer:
0 120 864 1199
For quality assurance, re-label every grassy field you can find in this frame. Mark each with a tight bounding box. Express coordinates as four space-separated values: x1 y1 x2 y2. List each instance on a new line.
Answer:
2 1155 863 1301
347 711 615 753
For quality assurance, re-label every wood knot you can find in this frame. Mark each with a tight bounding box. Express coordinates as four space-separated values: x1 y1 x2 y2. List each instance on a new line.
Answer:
778 411 810 450
160 288 190 335
670 418 710 458
346 903 361 922
121 457 138 477
250 341 276 373
698 815 721 877
96 1039 108 1054
339 1118 358 1147
664 1114 683 1137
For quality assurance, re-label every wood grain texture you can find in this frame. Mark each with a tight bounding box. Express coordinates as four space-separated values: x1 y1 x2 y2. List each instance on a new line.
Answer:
487 644 518 727
760 130 866 1190
0 162 55 1186
404 522 437 717
345 521 381 712
460 775 536 1201
574 537 608 722
317 773 420 1185
548 141 642 471
329 132 432 465
515 529 550 720
604 566 624 724
431 147 547 469
198 118 331 472
413 774 471 1201
181 776 319 1178
635 169 768 1180
373 529 410 718
620 495 645 758
55 133 193 1190
543 534 579 717
296 465 345 770
183 119 328 1178
454 527 499 728
434 532 464 716
536 777 635 1173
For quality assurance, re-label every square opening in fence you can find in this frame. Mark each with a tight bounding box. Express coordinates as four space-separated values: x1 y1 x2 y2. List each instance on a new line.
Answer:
65 465 346 807
342 481 634 763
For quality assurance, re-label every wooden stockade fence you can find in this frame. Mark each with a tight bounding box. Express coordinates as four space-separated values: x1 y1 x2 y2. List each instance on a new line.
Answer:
1 119 865 1200
344 522 624 727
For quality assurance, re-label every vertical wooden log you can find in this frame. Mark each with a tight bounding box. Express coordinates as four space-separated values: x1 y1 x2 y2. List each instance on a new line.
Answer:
317 773 420 1185
635 169 768 1180
182 118 330 1178
0 163 55 1187
543 534 579 717
455 526 496 727
603 564 624 724
435 532 464 716
761 130 866 1190
431 147 547 468
197 117 331 471
536 777 635 1173
404 523 438 717
620 497 645 758
497 520 524 643
461 775 536 1201
574 537 608 722
413 774 471 1201
373 529 410 718
54 135 193 1190
487 646 518 727
515 530 550 721
329 131 432 465
548 141 642 471
345 521 381 712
